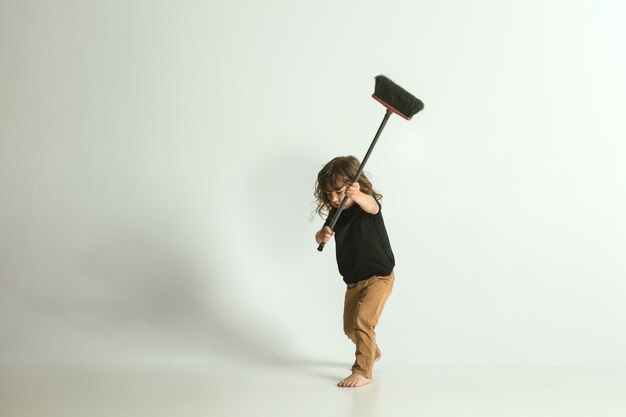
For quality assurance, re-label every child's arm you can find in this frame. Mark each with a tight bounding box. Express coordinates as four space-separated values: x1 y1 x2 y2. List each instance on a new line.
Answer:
345 182 380 215
315 226 335 245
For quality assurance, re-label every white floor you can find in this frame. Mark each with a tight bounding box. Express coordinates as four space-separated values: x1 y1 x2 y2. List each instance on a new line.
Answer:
1 362 625 417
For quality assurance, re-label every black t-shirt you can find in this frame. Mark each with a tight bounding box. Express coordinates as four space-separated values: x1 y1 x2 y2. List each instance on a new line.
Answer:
325 200 395 284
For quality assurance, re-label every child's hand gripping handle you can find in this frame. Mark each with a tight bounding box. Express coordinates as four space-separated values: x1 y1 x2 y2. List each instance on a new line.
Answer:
317 195 349 252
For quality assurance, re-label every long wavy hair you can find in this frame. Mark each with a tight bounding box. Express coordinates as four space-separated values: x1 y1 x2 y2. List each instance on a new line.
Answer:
314 155 382 218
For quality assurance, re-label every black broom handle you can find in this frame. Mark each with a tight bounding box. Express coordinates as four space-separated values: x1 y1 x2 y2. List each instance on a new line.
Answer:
317 109 392 252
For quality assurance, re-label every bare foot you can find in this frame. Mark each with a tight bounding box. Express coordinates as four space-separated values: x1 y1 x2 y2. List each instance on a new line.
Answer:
337 373 371 388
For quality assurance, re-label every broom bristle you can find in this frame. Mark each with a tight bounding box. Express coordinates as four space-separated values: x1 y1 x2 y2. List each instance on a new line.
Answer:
372 75 424 120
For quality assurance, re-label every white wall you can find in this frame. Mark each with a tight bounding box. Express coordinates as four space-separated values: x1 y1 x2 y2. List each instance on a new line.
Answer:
1 0 625 367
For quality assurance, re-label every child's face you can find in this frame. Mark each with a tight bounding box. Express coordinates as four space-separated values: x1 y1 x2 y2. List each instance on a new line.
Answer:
326 185 353 209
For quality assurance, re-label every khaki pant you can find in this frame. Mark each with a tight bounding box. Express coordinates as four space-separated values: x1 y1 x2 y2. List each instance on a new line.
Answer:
343 271 394 379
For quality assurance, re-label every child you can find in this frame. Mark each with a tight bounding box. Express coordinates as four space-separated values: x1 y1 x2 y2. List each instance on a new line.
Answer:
314 155 395 388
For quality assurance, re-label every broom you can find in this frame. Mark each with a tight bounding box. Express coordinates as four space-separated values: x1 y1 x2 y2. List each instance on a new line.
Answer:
317 75 424 252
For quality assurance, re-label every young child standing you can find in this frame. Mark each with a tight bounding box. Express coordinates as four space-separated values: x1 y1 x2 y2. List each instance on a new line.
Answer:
314 155 395 388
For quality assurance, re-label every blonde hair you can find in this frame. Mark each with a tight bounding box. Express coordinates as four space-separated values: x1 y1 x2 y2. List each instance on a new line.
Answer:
313 155 382 218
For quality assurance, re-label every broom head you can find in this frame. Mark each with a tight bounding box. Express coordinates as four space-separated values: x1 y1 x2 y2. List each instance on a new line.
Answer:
372 75 424 120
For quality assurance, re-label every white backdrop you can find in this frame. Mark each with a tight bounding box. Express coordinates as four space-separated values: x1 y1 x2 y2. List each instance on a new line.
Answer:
1 0 625 367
